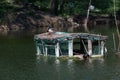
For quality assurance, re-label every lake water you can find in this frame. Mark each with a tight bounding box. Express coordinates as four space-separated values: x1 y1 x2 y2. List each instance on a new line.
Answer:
0 26 120 80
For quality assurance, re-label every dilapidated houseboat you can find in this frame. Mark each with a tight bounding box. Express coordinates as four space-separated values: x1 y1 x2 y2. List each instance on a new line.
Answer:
34 32 108 58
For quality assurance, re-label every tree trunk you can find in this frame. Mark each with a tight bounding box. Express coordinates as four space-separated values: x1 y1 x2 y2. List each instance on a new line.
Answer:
84 0 91 32
83 18 89 32
59 0 65 14
49 0 59 15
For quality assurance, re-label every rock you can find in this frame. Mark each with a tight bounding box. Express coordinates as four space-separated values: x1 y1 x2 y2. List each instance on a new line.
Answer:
0 25 9 32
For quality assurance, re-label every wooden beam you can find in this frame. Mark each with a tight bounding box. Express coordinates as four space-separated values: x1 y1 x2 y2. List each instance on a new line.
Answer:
45 47 48 56
55 42 60 57
88 40 92 55
68 39 73 57
36 45 41 55
101 41 105 56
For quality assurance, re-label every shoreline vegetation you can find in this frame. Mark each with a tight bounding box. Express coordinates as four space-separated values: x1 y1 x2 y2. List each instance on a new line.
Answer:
0 0 120 34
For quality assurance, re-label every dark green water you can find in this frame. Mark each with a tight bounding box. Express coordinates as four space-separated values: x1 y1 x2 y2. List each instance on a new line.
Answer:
0 27 120 80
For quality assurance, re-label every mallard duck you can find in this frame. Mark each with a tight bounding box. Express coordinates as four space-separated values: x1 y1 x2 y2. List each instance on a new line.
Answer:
47 27 54 33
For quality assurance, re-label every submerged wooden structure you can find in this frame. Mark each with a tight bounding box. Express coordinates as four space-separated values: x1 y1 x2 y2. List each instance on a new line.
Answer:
34 32 108 58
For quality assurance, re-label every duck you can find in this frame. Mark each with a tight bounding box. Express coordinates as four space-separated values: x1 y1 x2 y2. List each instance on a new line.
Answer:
47 27 54 35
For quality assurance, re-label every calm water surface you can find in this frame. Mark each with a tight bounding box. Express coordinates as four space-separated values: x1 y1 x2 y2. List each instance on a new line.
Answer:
0 26 120 80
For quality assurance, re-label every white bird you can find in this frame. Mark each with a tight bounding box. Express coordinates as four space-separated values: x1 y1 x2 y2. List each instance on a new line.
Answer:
47 27 54 32
47 27 54 35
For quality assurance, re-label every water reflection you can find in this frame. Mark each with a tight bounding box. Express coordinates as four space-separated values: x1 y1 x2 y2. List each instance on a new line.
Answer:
54 59 61 75
36 55 49 64
67 59 75 74
88 57 104 64
55 59 60 65
67 59 73 65
36 55 105 69
84 57 105 70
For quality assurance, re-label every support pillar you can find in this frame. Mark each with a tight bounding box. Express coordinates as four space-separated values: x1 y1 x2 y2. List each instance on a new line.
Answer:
80 39 85 54
45 47 48 56
68 39 73 57
101 41 105 56
36 45 41 55
88 40 92 55
55 42 60 57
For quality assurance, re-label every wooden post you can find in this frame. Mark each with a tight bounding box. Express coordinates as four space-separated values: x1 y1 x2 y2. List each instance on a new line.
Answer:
101 41 105 56
68 39 73 57
36 45 41 55
35 40 41 55
35 39 46 56
55 42 60 57
45 47 48 56
98 40 101 54
88 40 92 55
80 39 85 54
113 33 116 50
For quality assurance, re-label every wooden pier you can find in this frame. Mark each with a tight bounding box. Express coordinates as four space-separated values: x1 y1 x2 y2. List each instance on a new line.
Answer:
34 32 108 58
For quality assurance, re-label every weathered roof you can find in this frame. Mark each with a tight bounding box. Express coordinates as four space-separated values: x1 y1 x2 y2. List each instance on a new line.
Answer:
34 32 108 41
34 32 70 40
70 33 108 40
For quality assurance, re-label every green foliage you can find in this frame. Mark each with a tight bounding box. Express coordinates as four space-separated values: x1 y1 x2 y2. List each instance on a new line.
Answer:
0 0 120 21
59 0 119 16
59 0 88 16
33 0 50 9
0 1 14 17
